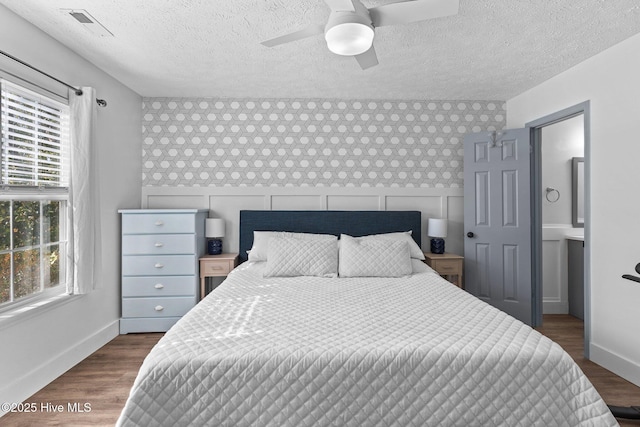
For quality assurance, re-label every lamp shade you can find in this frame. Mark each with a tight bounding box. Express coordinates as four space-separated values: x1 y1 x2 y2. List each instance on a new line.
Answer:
428 218 447 238
205 218 225 238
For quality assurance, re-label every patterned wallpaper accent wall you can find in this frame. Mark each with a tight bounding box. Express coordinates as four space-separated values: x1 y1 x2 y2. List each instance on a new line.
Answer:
142 98 505 188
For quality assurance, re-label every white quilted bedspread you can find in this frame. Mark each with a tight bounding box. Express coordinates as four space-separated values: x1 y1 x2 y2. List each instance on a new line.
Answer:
117 261 616 427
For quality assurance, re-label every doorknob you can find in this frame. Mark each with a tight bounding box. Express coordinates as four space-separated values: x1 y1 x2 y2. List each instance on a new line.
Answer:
467 232 475 238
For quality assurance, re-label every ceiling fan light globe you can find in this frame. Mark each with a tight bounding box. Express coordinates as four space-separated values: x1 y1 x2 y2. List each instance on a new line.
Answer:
325 23 374 56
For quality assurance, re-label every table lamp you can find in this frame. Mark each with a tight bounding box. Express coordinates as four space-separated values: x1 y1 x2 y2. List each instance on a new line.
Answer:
428 218 447 254
205 218 225 255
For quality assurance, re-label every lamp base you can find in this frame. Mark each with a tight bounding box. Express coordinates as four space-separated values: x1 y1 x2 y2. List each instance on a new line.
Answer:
208 239 222 255
430 238 445 254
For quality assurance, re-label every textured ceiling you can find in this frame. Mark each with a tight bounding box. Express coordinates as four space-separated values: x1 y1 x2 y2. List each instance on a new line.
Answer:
2 0 640 100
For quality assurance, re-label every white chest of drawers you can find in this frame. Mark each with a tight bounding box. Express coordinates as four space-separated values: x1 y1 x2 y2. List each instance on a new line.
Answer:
119 209 207 333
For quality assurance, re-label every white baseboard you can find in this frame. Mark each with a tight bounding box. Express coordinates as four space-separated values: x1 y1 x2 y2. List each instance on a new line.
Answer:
0 320 119 417
590 342 640 388
543 300 569 314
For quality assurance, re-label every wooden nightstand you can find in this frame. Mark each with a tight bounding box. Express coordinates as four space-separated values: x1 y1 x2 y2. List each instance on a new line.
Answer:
423 252 464 288
199 253 238 299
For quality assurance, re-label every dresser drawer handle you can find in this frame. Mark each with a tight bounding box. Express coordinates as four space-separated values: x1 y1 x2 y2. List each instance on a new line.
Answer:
154 283 164 289
154 242 164 247
154 220 164 226
154 263 164 269
154 305 164 311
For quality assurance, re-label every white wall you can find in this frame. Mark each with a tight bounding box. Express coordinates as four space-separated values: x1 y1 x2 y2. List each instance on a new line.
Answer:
0 5 142 408
541 115 584 314
541 115 584 225
507 32 640 386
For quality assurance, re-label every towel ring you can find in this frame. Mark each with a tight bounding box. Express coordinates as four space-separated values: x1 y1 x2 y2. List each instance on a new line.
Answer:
545 187 560 203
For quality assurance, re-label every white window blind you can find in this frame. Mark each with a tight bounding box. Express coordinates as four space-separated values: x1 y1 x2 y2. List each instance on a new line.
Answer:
1 80 70 187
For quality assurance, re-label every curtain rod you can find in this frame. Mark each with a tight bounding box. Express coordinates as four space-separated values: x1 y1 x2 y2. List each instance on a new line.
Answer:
0 49 107 107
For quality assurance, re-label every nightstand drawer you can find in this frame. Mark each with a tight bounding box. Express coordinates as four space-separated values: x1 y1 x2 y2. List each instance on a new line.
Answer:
122 297 195 318
122 213 196 234
199 254 239 300
201 260 233 276
122 255 196 276
122 234 195 255
434 260 460 274
122 276 195 297
423 252 464 288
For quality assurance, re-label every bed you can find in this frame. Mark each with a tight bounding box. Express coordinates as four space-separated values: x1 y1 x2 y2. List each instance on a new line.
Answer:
117 210 616 426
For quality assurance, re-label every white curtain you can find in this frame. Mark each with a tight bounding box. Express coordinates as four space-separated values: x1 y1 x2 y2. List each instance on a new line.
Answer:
67 87 102 294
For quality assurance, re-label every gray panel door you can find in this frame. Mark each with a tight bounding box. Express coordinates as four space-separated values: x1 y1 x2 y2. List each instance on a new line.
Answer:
463 129 532 325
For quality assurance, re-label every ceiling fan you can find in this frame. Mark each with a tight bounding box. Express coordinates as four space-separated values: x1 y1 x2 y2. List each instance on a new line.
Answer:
261 0 459 70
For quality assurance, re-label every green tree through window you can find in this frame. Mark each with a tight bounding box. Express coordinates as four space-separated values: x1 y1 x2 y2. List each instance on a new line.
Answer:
0 200 63 303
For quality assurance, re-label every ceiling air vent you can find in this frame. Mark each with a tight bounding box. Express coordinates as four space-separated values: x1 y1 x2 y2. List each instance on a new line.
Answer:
61 9 113 37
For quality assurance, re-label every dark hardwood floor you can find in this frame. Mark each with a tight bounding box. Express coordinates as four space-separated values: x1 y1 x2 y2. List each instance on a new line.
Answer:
2 315 639 426
1 333 163 427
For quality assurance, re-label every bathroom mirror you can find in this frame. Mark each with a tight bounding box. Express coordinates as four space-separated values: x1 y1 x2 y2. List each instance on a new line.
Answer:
572 157 584 228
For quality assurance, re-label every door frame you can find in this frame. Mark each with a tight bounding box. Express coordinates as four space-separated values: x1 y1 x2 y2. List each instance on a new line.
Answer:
526 101 591 357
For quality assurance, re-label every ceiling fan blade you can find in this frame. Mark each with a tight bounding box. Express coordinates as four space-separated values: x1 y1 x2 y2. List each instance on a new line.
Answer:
324 0 355 12
369 0 459 27
261 24 325 47
354 46 378 70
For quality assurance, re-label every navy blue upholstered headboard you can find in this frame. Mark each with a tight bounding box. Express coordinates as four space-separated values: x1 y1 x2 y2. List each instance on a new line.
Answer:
239 210 422 263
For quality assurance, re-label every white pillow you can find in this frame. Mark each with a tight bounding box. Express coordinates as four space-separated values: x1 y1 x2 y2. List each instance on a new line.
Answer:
346 231 425 260
338 234 413 278
248 231 337 262
263 237 338 278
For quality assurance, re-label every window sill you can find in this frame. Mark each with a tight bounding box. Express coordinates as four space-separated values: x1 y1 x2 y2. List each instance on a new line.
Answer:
0 292 81 331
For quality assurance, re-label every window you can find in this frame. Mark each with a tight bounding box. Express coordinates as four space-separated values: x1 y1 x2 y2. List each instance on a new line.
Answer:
0 79 70 307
